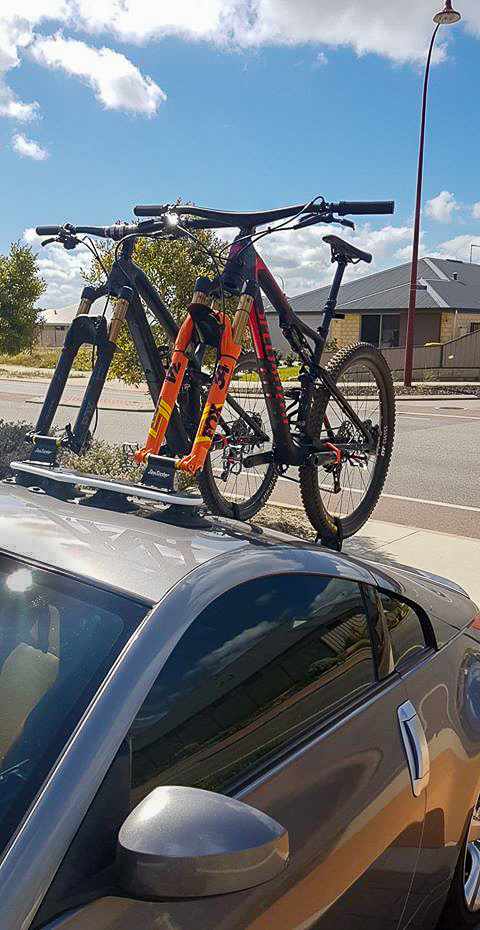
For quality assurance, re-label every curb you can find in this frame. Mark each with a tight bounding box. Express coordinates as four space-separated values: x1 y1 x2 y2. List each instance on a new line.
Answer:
26 396 152 413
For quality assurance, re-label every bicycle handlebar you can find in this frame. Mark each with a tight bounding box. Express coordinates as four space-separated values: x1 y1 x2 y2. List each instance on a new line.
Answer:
36 226 63 236
327 201 395 216
35 221 164 241
133 199 395 226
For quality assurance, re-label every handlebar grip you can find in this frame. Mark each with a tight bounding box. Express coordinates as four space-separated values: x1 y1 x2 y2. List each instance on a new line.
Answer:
333 201 395 216
133 204 168 217
36 226 62 236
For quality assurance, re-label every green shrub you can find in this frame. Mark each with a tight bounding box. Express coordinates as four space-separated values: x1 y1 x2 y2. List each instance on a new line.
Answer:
59 440 144 483
0 420 32 479
0 347 93 371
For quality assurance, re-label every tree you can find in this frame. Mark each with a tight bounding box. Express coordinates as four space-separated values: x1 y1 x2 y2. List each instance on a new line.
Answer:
0 242 45 354
85 226 234 384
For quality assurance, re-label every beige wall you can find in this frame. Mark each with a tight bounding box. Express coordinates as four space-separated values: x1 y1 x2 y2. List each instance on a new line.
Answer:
37 325 68 348
440 312 454 343
330 313 361 347
455 312 480 338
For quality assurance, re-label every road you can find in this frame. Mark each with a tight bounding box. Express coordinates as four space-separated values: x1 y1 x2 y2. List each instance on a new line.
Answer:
1 377 479 538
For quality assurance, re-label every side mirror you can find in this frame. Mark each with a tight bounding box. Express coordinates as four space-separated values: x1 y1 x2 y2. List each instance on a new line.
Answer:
116 785 289 899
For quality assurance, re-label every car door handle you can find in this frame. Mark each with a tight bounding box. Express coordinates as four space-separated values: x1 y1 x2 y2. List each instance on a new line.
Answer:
397 700 430 798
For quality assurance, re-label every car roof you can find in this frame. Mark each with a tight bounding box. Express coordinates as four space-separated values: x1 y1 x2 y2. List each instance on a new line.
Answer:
0 484 377 605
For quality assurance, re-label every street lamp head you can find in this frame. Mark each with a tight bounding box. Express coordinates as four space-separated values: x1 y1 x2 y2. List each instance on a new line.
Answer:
433 1 461 24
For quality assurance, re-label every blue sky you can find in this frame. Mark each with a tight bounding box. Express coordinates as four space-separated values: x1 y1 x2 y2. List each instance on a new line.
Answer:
1 2 480 307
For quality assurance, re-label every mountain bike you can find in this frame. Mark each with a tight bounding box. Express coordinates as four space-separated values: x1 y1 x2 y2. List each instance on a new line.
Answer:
15 197 395 546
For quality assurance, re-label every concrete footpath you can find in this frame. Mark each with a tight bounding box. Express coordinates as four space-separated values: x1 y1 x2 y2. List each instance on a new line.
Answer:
343 517 480 606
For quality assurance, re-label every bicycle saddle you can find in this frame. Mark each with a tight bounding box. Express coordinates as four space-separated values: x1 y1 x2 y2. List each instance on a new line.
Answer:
323 235 372 264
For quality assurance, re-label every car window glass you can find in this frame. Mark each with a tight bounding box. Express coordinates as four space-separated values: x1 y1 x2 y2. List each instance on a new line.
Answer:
0 555 145 856
130 574 375 804
380 593 427 668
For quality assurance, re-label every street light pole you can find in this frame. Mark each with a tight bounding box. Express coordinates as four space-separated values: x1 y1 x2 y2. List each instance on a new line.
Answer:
403 1 461 387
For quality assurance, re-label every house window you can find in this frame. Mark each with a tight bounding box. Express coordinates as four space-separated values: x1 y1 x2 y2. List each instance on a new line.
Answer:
361 314 400 349
380 315 400 348
470 322 480 333
361 315 380 345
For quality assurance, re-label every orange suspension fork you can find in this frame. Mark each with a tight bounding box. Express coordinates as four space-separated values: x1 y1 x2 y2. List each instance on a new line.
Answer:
177 283 257 476
135 282 212 463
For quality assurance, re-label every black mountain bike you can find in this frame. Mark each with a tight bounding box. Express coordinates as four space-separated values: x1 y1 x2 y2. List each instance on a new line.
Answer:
19 196 395 546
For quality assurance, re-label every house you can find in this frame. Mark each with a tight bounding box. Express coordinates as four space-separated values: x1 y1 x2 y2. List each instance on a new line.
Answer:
37 304 78 347
266 257 480 353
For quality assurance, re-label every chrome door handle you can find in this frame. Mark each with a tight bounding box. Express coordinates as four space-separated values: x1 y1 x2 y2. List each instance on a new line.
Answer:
398 700 430 798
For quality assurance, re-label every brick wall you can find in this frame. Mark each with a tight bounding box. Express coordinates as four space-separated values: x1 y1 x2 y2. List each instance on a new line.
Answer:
331 313 361 347
455 312 480 338
440 311 455 343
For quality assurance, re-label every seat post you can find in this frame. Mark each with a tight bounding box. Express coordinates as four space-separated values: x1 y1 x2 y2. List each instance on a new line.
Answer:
317 258 348 343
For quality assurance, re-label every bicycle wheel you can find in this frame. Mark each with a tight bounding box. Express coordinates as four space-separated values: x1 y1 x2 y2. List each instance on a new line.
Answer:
299 342 395 538
197 352 277 520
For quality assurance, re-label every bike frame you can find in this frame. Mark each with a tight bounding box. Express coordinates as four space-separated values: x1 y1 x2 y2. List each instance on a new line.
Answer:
221 230 375 466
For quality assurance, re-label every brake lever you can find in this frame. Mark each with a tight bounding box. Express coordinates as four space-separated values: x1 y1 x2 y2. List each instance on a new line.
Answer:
40 237 57 247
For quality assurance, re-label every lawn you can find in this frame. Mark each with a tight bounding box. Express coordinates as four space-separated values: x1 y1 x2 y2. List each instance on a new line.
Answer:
237 365 300 382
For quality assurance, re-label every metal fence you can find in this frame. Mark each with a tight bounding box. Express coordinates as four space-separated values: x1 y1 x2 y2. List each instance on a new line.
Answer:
381 346 442 372
380 330 479 373
441 329 480 368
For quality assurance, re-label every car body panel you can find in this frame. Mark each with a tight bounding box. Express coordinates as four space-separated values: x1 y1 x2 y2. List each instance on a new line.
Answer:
397 634 480 928
0 539 378 930
0 487 479 930
363 559 478 633
0 485 377 605
43 676 425 930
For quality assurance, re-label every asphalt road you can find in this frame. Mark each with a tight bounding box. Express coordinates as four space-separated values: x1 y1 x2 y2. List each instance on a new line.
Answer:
1 378 479 539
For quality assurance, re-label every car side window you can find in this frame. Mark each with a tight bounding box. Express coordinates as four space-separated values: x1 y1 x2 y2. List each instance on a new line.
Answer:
379 593 428 668
129 574 376 806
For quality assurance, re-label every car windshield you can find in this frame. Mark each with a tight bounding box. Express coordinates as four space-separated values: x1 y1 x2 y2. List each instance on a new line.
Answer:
0 552 146 856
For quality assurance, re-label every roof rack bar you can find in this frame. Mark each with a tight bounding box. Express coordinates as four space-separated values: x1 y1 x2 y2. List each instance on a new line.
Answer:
10 462 202 508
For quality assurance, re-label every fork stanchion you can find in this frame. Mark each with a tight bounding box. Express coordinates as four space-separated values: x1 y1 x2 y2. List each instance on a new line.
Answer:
176 282 257 476
75 285 97 317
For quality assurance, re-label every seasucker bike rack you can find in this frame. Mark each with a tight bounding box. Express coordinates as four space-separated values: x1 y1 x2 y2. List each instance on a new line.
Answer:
10 273 257 513
10 278 204 509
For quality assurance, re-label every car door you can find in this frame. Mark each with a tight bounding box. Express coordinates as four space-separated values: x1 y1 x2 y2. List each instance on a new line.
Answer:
375 589 480 929
38 572 426 930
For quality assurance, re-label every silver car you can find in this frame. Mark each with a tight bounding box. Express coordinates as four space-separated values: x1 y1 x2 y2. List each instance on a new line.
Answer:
0 483 480 930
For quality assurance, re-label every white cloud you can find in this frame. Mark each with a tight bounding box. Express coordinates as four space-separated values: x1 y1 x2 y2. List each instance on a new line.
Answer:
0 13 39 119
66 1 462 64
258 221 415 295
472 202 480 220
427 233 480 263
30 33 165 115
0 0 475 132
12 132 48 159
23 227 88 307
425 190 458 223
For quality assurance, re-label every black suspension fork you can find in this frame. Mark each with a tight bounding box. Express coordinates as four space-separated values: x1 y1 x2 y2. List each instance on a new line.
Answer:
34 283 106 437
66 284 133 453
